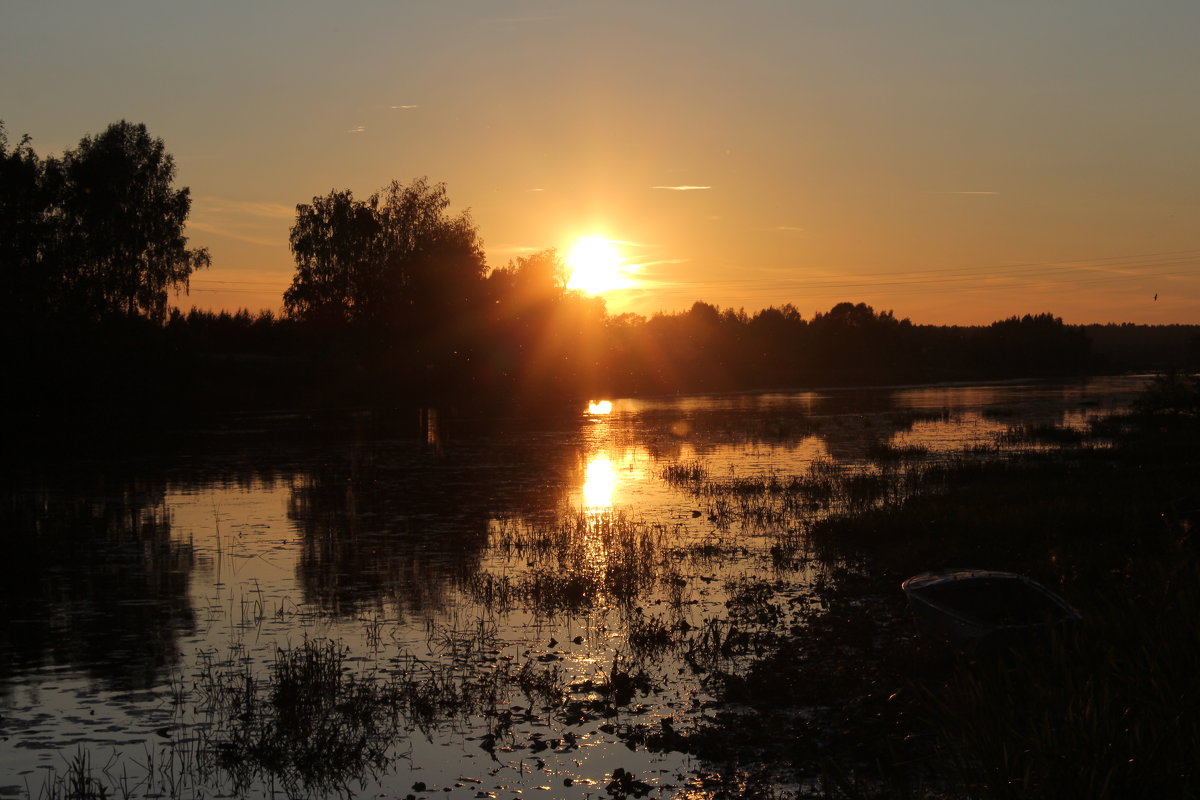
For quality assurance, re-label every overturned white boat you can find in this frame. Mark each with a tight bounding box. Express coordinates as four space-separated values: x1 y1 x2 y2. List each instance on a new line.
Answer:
902 569 1080 648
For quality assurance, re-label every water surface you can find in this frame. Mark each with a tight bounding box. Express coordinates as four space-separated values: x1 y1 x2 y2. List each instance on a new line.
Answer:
0 376 1147 798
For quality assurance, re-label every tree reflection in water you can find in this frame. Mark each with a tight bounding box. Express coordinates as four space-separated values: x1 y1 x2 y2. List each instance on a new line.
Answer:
0 474 194 690
286 408 592 617
288 452 493 617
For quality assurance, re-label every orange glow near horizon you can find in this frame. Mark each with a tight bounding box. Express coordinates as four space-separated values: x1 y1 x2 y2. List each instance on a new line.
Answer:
10 3 1188 327
565 237 635 295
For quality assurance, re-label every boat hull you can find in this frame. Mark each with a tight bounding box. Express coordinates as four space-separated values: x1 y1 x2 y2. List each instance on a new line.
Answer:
902 569 1080 649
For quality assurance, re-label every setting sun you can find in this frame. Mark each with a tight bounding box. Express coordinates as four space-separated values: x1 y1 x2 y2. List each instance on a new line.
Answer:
565 237 633 295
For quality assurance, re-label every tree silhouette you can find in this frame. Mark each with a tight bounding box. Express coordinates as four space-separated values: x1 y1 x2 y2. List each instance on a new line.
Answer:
54 121 210 321
283 189 382 324
487 248 567 308
0 123 54 322
285 177 486 329
3 121 213 431
973 313 1091 375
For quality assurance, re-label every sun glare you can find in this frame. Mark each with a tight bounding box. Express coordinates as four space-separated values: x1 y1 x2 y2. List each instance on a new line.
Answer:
587 400 613 415
582 453 617 509
566 237 633 295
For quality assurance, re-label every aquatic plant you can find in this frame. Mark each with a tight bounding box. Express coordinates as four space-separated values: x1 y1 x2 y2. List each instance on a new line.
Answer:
660 459 710 485
470 510 673 615
625 610 681 656
35 749 110 800
201 638 394 793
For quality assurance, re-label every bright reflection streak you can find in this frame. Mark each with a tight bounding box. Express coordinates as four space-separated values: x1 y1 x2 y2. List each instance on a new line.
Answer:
587 400 613 415
582 453 616 509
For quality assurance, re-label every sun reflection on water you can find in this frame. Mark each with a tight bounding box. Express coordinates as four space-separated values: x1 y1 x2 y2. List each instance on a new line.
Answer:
582 453 617 510
587 400 613 415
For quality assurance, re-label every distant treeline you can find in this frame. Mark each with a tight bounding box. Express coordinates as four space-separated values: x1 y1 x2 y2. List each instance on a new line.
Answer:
4 120 1197 430
151 303 1197 412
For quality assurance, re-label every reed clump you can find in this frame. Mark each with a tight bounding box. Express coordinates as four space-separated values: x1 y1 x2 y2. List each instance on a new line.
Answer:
192 636 519 795
204 638 395 793
660 459 710 485
676 458 944 532
471 511 673 614
35 749 111 800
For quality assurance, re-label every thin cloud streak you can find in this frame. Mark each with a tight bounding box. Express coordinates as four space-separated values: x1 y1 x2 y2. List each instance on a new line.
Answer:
194 196 295 220
651 185 712 191
390 105 418 109
492 15 566 23
627 258 689 274
488 244 543 257
187 220 282 248
189 196 295 247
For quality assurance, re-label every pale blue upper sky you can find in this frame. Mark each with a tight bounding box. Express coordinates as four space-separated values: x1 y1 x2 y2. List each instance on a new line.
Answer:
3 0 1198 323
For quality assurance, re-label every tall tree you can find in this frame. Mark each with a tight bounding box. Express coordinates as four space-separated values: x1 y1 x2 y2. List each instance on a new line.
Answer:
0 123 53 322
56 121 209 321
376 178 486 327
285 177 486 328
283 189 383 324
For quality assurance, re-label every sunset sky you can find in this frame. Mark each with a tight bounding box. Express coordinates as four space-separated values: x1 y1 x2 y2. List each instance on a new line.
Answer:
3 1 1197 324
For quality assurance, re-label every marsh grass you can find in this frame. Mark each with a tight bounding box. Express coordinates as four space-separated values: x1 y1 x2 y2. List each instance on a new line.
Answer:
131 613 680 797
674 532 745 562
675 459 943 533
35 749 113 800
516 658 569 707
471 510 673 614
865 441 931 461
188 634 537 795
425 616 500 660
198 638 395 793
34 739 218 800
661 459 710 485
996 421 1089 446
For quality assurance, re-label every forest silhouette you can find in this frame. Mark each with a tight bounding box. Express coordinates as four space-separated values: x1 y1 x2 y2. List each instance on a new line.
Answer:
3 121 1197 435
